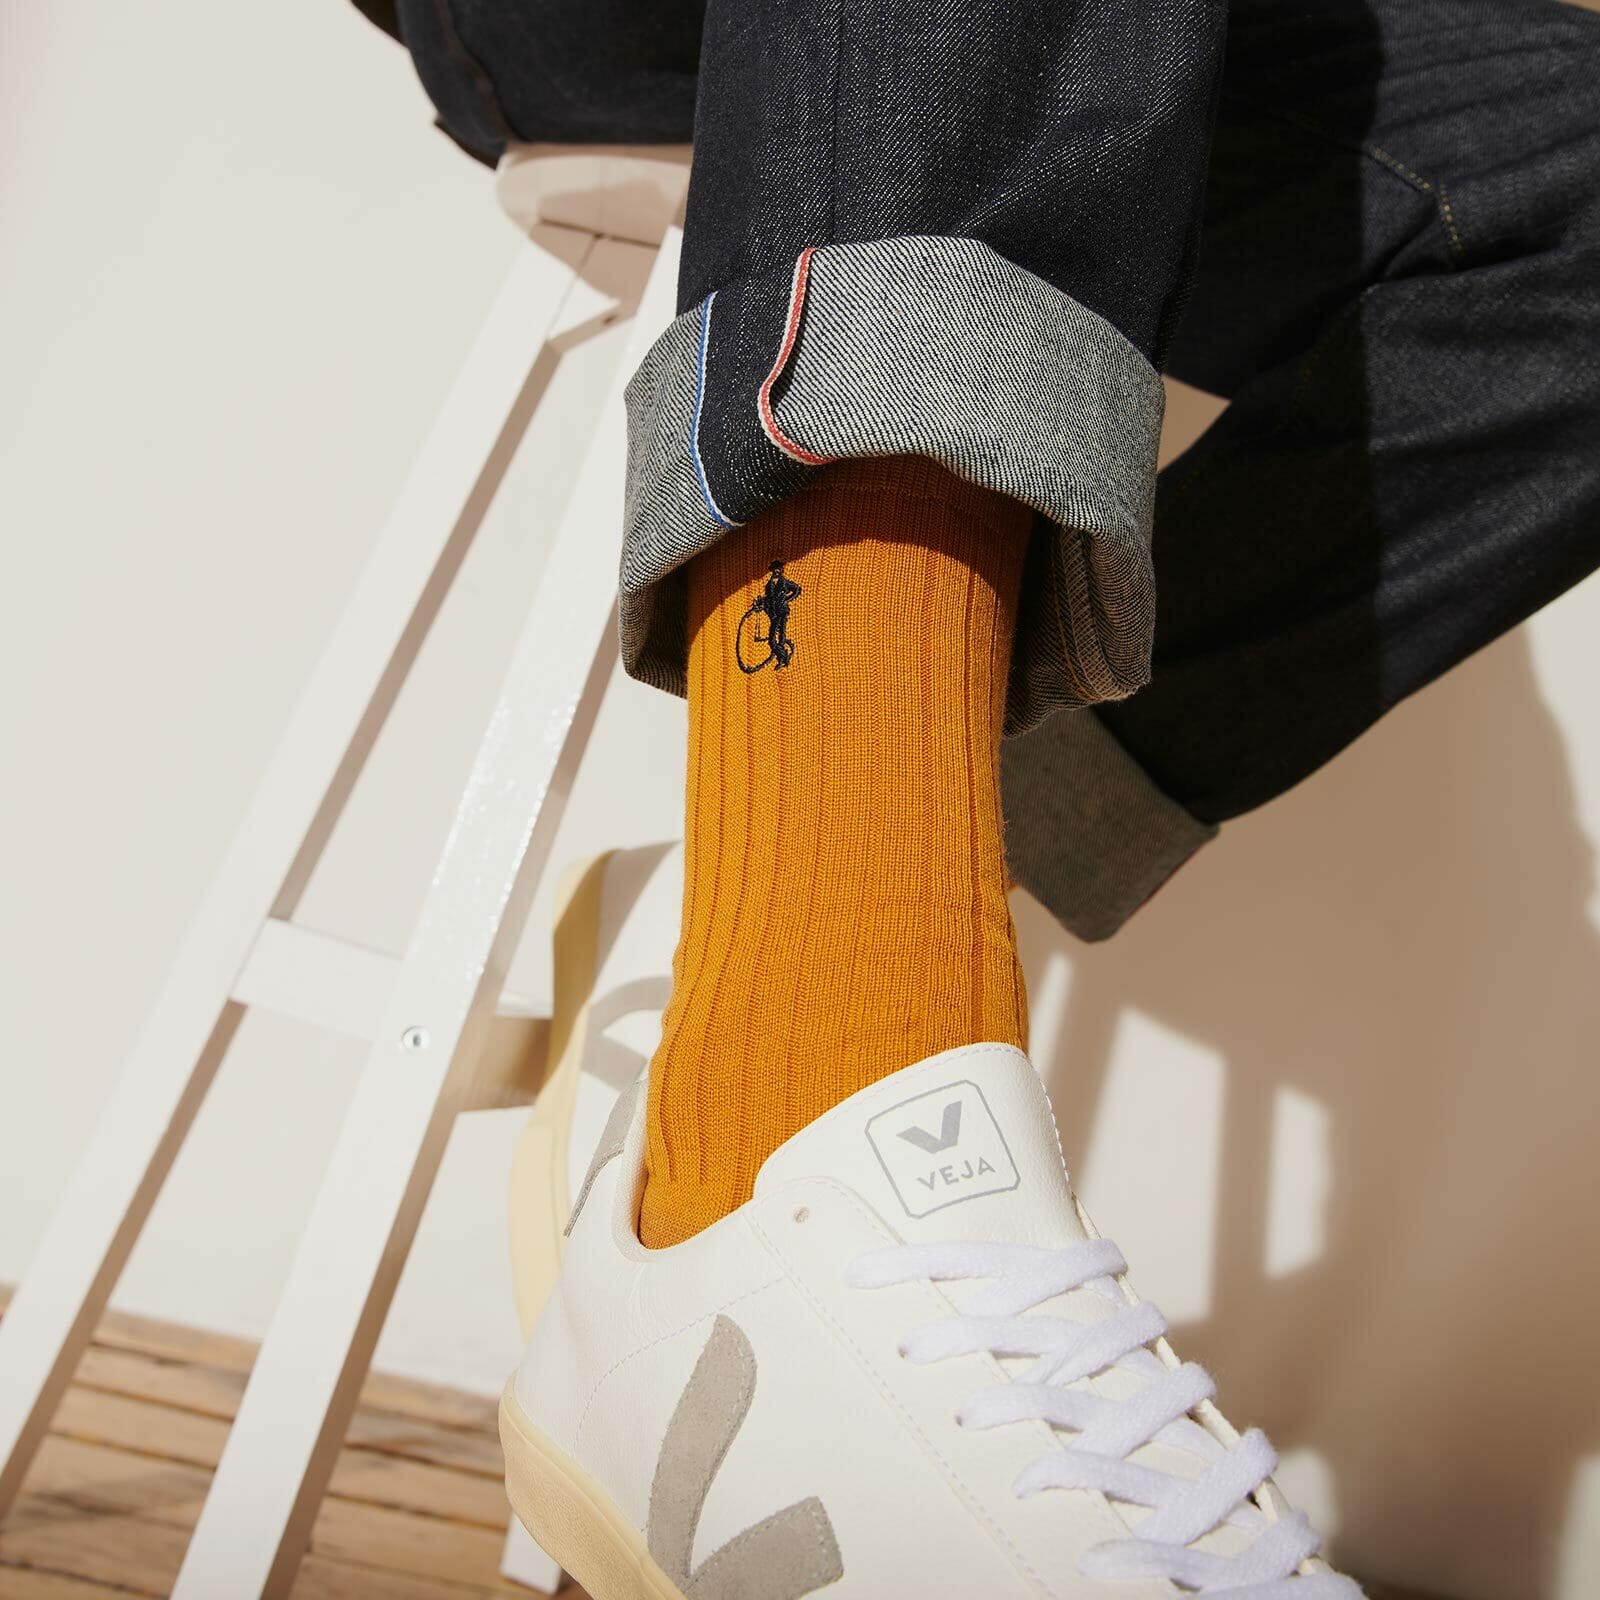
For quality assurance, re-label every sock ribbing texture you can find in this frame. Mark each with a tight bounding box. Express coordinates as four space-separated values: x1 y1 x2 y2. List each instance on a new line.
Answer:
639 454 1030 1249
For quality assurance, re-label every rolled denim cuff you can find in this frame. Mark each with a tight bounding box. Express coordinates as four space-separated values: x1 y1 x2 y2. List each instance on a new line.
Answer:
619 233 1165 734
1001 710 1217 941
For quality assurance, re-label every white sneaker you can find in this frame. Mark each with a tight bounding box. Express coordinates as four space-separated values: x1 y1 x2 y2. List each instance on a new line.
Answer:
501 1042 1362 1599
507 842 682 1334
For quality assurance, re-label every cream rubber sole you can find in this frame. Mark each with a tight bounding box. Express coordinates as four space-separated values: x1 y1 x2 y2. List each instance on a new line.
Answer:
507 851 612 1335
500 1381 690 1600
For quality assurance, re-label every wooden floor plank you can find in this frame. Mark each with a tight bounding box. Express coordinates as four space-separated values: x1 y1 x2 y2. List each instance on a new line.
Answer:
0 1568 148 1600
308 1497 532 1596
12 1437 210 1533
342 1407 504 1479
4 1440 542 1599
17 1428 511 1544
46 1368 507 1527
0 1535 516 1600
0 1506 186 1597
51 1388 227 1472
327 1449 510 1531
58 1303 258 1382
89 1314 497 1434
1 1286 501 1434
88 1308 498 1434
71 1342 504 1480
293 1557 517 1600
1 1284 542 1596
72 1345 247 1420
348 1373 501 1437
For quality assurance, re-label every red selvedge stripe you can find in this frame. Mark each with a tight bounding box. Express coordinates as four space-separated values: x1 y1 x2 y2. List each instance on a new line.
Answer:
757 246 834 466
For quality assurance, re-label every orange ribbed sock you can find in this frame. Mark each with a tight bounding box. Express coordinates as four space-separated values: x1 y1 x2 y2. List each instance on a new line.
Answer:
638 455 1030 1249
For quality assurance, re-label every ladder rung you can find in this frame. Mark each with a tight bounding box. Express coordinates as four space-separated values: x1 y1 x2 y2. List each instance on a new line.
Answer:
232 919 543 1042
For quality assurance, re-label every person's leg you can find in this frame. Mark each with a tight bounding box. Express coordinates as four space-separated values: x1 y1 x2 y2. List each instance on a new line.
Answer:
393 0 704 157
629 0 1229 1242
1004 0 1600 935
640 459 1032 1243
624 0 1227 724
394 0 1230 1239
394 12 1364 1591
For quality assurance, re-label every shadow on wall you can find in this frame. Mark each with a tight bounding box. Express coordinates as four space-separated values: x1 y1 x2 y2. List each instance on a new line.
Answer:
1017 622 1600 1600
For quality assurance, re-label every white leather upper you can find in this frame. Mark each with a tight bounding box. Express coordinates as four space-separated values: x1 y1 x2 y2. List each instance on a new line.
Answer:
517 1044 1336 1599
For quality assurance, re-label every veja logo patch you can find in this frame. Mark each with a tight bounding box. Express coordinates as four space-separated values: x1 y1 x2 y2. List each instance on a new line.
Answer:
866 1079 1020 1218
897 1100 961 1153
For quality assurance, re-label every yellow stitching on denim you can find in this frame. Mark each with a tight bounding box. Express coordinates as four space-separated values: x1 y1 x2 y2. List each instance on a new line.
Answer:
1363 142 1433 195
1349 141 1467 266
1436 181 1468 262
1221 94 1469 269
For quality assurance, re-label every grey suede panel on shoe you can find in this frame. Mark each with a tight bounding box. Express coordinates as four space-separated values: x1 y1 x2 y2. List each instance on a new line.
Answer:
648 1315 753 1587
564 1076 642 1237
647 1315 843 1599
688 1495 843 1600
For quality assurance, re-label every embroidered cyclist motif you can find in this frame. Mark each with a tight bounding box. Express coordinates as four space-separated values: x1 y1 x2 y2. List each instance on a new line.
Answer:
736 560 802 674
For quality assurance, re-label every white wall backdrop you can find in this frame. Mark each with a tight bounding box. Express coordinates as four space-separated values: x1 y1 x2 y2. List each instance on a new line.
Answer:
2 3 1597 1597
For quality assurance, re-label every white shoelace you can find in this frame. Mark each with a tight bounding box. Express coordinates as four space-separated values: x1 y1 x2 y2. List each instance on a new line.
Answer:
844 1239 1364 1597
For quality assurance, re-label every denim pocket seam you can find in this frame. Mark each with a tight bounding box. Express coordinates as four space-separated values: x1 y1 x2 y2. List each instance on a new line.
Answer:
1221 90 1469 267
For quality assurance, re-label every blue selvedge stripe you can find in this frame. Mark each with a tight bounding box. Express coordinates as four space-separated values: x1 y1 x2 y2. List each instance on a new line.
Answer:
691 292 742 531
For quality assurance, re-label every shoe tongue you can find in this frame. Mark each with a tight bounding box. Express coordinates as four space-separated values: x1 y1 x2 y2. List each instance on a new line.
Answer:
754 1044 1089 1247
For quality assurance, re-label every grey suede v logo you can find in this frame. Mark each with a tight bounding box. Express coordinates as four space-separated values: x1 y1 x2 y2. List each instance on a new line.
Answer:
647 1315 843 1599
896 1100 962 1154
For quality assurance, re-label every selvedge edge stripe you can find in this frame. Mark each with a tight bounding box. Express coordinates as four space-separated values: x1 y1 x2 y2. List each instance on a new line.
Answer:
758 247 833 467
692 292 742 530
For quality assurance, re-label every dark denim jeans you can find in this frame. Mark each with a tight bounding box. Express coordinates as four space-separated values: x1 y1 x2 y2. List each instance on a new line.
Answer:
396 0 1600 939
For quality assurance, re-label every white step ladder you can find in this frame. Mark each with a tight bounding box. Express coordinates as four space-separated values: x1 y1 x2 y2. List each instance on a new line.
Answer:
0 142 692 1598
